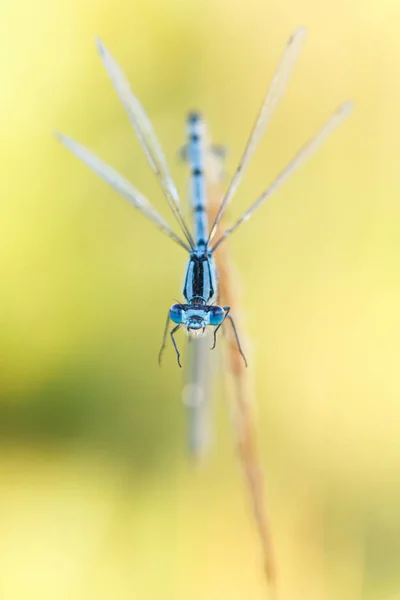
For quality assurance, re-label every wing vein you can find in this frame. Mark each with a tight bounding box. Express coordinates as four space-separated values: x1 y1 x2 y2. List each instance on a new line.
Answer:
56 132 191 252
96 38 195 249
211 101 353 252
207 26 307 246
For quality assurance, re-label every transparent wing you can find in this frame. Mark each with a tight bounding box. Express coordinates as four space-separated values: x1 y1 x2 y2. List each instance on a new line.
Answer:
207 26 307 245
96 38 195 249
211 101 353 252
56 131 191 252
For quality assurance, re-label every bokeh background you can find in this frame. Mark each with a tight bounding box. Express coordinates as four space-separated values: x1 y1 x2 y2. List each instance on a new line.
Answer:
1 0 399 598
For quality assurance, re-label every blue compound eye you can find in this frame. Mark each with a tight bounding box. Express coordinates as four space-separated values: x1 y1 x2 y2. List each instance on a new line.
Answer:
170 304 184 324
209 306 225 326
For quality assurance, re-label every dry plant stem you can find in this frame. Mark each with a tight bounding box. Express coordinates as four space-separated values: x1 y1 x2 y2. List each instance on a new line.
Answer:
207 174 277 588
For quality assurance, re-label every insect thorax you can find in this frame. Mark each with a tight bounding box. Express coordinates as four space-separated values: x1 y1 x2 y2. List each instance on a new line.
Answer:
183 251 217 304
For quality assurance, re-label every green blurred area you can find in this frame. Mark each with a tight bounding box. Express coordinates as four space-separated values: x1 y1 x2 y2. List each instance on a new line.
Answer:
0 0 399 598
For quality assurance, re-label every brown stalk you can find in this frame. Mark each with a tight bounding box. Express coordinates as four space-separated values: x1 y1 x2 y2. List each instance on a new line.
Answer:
207 165 277 590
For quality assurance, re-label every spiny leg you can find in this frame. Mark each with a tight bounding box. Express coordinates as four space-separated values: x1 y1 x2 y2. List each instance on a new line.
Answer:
158 312 171 366
158 315 182 367
211 307 247 367
226 313 248 367
211 306 231 351
170 324 182 367
212 307 248 367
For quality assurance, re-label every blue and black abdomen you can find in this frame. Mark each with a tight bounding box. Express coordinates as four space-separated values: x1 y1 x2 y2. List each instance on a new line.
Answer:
183 112 218 305
187 112 208 250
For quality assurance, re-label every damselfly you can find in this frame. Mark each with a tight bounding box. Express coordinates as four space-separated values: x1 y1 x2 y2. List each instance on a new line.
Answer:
56 27 352 368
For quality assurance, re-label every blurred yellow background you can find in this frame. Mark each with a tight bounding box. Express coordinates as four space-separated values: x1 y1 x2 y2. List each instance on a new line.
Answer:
0 0 399 598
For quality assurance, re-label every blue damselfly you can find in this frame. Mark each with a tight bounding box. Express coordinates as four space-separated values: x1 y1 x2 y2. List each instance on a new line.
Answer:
56 28 352 373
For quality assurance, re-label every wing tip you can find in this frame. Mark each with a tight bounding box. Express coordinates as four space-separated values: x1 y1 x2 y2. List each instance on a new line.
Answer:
95 36 107 58
290 25 307 44
54 130 64 143
338 100 354 119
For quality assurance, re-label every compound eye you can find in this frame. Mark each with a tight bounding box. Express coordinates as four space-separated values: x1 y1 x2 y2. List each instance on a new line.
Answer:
169 303 184 324
209 306 225 326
